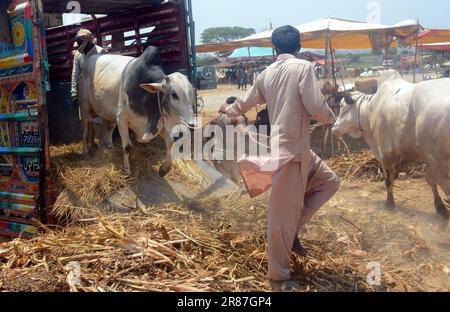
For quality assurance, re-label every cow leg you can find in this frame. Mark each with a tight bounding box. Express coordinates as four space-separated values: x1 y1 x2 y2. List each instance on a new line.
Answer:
101 121 116 149
80 110 91 159
430 185 449 220
117 116 132 175
384 167 396 210
425 164 450 220
88 121 96 152
159 131 174 178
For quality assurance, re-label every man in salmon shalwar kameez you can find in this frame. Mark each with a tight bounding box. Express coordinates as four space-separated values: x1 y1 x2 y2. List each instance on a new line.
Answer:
220 25 340 292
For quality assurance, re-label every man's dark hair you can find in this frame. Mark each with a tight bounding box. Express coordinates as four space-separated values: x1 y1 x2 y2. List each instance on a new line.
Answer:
271 25 301 54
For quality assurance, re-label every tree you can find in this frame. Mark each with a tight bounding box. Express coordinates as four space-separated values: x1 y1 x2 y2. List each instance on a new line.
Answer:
201 27 256 44
385 47 398 55
348 53 361 63
401 49 411 55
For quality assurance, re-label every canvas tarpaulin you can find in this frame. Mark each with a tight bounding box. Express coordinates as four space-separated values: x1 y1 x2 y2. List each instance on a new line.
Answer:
196 17 420 52
408 29 450 45
228 46 275 59
419 42 450 51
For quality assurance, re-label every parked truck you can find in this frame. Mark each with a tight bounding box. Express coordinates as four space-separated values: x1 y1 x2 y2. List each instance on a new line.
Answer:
0 0 195 238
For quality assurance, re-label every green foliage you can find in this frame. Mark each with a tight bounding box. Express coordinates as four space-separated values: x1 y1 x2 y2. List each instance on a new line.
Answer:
385 47 398 55
401 49 412 55
201 27 256 44
372 49 384 56
349 54 361 63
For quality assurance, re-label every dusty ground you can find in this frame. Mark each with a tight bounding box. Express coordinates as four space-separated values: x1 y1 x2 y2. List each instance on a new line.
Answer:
317 179 450 291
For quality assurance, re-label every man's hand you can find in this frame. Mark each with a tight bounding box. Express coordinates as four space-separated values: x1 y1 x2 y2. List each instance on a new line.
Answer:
229 115 247 126
72 96 79 107
219 104 228 115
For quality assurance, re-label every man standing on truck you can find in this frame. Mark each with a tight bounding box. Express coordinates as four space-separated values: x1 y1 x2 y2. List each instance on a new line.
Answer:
71 29 107 151
71 29 106 107
220 25 340 292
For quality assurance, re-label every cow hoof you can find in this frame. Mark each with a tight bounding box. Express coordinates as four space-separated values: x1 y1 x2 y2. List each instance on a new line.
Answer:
386 202 396 211
100 142 114 149
159 166 171 178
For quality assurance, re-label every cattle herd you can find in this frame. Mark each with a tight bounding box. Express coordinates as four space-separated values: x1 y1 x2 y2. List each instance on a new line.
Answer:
79 45 450 224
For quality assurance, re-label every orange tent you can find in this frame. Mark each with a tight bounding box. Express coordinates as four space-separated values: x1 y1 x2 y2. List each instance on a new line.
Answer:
413 29 450 45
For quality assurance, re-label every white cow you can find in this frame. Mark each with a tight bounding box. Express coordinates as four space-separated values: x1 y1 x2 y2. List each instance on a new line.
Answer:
333 70 450 220
79 46 196 176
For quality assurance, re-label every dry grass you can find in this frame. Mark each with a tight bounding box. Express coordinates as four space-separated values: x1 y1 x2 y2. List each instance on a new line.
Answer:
328 150 384 182
328 150 426 182
1 193 448 292
0 144 447 292
0 199 377 292
49 141 206 223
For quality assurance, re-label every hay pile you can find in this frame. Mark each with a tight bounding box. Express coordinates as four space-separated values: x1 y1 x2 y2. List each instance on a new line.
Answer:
1 144 446 292
0 197 377 292
1 192 448 292
328 150 426 182
328 150 383 182
50 143 130 222
50 142 206 223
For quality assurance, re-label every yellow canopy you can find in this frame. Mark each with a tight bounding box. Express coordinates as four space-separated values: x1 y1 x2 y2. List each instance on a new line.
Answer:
197 18 419 53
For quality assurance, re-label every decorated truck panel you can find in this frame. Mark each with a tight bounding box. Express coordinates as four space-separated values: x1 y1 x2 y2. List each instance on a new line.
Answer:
0 0 195 237
0 0 51 238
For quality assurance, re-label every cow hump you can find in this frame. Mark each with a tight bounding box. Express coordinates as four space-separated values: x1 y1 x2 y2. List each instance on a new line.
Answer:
122 46 166 134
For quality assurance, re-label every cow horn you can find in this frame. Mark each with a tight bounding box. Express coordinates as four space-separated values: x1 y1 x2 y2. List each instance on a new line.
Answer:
140 83 163 93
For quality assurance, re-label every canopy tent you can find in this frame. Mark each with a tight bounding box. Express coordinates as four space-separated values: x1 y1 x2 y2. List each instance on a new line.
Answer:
406 29 450 45
419 42 450 51
227 46 324 61
196 17 420 53
197 18 420 160
196 53 223 66
402 29 450 81
228 47 274 59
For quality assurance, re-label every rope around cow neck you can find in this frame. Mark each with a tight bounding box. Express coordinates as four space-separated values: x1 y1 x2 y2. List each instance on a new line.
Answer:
181 112 225 130
356 94 374 136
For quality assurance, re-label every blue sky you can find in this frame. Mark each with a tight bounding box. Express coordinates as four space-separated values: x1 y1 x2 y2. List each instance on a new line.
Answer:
192 0 450 43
